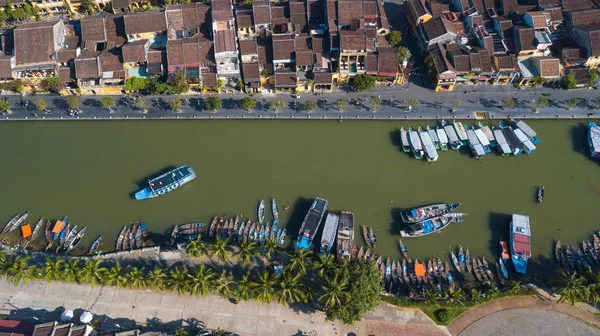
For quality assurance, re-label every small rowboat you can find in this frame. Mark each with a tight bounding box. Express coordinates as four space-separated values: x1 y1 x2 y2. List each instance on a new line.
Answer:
2 214 20 233
556 241 568 271
66 227 86 253
466 249 473 274
357 246 364 258
398 239 408 259
369 227 377 247
135 226 143 249
451 251 461 272
272 199 280 223
30 218 44 241
362 225 371 248
364 248 371 259
140 222 148 240
392 261 398 283
209 217 218 237
496 259 507 286
458 245 466 272
44 221 53 245
537 187 544 203
122 227 132 250
482 257 494 282
258 200 266 224
89 236 102 254
279 229 286 245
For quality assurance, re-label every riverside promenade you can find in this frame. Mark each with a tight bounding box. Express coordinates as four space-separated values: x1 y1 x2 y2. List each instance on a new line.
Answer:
2 84 600 121
0 278 449 336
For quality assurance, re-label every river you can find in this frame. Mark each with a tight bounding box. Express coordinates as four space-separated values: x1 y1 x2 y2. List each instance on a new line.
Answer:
0 120 598 279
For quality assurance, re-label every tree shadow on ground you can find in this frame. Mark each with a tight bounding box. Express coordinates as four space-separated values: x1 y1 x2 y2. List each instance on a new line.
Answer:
82 99 101 108
221 98 237 110
288 301 318 316
487 212 509 258
52 98 68 109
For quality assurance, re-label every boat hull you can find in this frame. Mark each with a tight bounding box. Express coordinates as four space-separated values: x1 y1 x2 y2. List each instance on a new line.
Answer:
296 198 328 250
135 166 196 200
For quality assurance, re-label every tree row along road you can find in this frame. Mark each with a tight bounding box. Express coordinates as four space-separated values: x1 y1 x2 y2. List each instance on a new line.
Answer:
2 86 600 120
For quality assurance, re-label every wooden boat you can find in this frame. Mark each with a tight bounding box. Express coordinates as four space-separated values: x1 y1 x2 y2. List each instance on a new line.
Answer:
364 248 370 259
243 219 252 239
279 229 286 245
237 220 246 243
402 259 410 285
62 225 78 251
414 259 423 283
223 218 232 240
458 246 466 272
233 216 240 233
482 257 494 282
369 227 377 247
272 199 280 223
398 239 408 259
408 259 418 285
556 241 568 270
216 219 224 238
209 217 218 237
396 261 404 286
566 245 577 270
30 217 44 242
438 258 448 282
135 226 143 249
495 260 507 286
248 222 256 241
264 223 271 242
537 187 545 203
357 246 364 258
2 214 20 233
258 200 266 224
270 220 278 240
451 251 461 272
89 236 102 254
594 234 600 259
140 222 148 240
476 258 489 282
574 245 591 269
379 262 386 281
259 225 266 246
434 259 444 285
466 249 473 274
44 221 53 245
362 225 371 248
170 225 179 245
498 258 509 279
392 261 398 283
400 127 411 153
472 257 483 282
57 223 72 251
116 226 127 250
583 241 598 265
122 227 132 250
445 261 452 282
370 252 377 261
376 256 383 265
66 227 86 253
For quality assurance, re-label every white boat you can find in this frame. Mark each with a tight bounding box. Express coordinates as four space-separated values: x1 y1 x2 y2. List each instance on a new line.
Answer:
493 128 512 156
418 127 439 162
513 119 539 144
436 127 449 150
466 129 486 158
474 127 491 152
589 122 600 158
408 127 424 159
320 213 339 255
443 121 461 150
513 128 536 153
426 125 440 149
479 123 496 145
453 120 468 142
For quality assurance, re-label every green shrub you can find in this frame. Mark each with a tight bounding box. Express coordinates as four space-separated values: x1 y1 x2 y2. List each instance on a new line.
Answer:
435 308 453 323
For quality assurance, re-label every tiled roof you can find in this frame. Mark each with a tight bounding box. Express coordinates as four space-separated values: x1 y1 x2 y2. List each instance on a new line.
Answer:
314 71 332 84
295 50 312 66
80 16 106 42
202 72 218 87
567 9 600 27
57 49 77 64
0 56 12 78
338 0 364 26
514 25 536 51
236 12 253 27
111 0 130 10
569 66 590 84
239 40 258 56
377 47 398 75
124 12 167 35
211 0 234 21
562 47 584 61
421 17 454 41
495 54 516 70
75 51 101 78
257 45 267 64
104 14 127 46
214 30 236 53
14 20 60 67
432 46 453 74
307 0 326 24
275 71 297 87
166 3 211 39
366 53 377 74
339 29 366 51
295 34 311 51
241 62 260 82
252 0 271 25
271 5 289 26
167 36 214 67
364 0 377 18
501 0 518 15
535 56 560 77
58 66 76 83
100 49 125 77
147 48 166 65
272 34 295 60
122 40 148 63
562 0 593 11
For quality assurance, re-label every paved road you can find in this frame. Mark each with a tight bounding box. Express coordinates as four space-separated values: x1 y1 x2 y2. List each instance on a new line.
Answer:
459 308 600 336
0 278 448 336
2 85 600 121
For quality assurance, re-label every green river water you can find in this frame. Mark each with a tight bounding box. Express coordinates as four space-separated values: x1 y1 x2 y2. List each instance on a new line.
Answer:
0 120 598 278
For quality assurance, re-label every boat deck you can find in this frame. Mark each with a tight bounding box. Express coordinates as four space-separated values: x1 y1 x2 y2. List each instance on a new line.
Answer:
427 129 439 143
515 120 537 139
299 198 328 238
400 128 409 147
480 125 495 143
321 213 339 249
436 128 449 144
419 130 438 161
443 125 460 143
501 127 523 154
409 131 422 150
513 129 536 152
149 166 193 191
454 121 468 141
590 123 600 156
337 212 354 255
474 128 491 147
493 129 512 155
511 214 531 256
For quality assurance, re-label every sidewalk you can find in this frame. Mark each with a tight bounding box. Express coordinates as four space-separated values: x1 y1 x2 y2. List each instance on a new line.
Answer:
0 278 447 336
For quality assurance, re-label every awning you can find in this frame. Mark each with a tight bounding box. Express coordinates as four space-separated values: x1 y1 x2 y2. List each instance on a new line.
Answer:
20 224 31 238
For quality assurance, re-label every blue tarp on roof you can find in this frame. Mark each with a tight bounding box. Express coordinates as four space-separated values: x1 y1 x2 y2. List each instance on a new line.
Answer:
411 209 418 216
422 220 434 234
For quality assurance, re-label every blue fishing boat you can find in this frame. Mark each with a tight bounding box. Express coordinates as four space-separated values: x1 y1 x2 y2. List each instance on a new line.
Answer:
589 122 600 158
270 221 278 240
272 199 280 223
513 128 536 154
473 126 492 153
400 213 466 237
320 213 339 255
512 119 539 144
52 217 67 241
436 126 449 151
135 166 196 200
296 197 328 250
400 203 460 224
258 200 266 224
276 228 282 238
510 214 531 274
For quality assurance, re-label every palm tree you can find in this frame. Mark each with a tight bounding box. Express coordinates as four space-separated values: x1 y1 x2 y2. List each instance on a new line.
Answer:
147 266 168 291
264 239 280 260
236 273 255 302
254 271 276 304
237 237 259 266
507 280 522 295
188 264 215 297
285 248 312 275
185 239 200 257
550 269 589 304
211 237 231 262
79 258 105 286
303 285 316 304
127 266 147 289
469 288 484 304
168 266 190 295
42 257 63 282
6 256 34 285
319 274 349 309
313 254 335 278
444 289 467 307
424 289 441 306
278 272 305 304
104 262 127 287
62 259 80 283
214 269 235 298
485 285 500 300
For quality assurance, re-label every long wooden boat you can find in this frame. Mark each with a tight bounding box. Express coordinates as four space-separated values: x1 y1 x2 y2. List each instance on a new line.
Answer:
362 225 371 248
44 221 53 245
400 213 466 237
498 258 509 280
594 234 600 259
208 217 218 237
237 220 246 243
400 203 460 224
357 246 364 258
451 251 461 272
216 219 224 238
438 258 448 282
279 229 286 245
135 226 143 249
398 239 408 259
495 260 507 286
396 261 404 286
392 261 398 283
272 199 280 223
2 214 20 233
482 257 494 282
379 262 386 281
537 187 545 203
583 241 598 265
566 245 577 270
122 227 132 250
574 244 590 269
170 225 179 245
30 218 44 242
66 227 86 253
244 219 252 239
476 258 489 282
140 222 148 240
57 223 72 251
62 225 79 251
369 226 377 247
270 220 278 240
10 212 30 233
402 259 410 285
414 259 423 283
466 249 473 274
259 225 266 246
472 257 484 282
436 125 449 151
233 216 240 234
458 246 466 272
258 200 266 224
89 236 102 254
556 241 568 270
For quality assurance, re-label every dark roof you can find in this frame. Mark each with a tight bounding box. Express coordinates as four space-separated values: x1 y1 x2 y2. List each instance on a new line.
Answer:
295 50 312 66
239 40 258 56
100 49 125 77
214 30 236 53
469 50 482 70
122 40 148 63
211 0 234 21
111 0 130 10
409 0 427 18
366 53 377 74
275 71 297 87
562 47 585 61
236 12 253 27
104 14 127 46
569 66 590 84
535 56 560 77
166 3 211 39
514 26 536 51
75 51 101 78
432 46 452 74
252 0 271 25
338 0 364 26
312 36 329 54
271 5 289 26
495 54 516 70
501 0 518 15
58 66 75 83
272 34 295 60
167 36 214 67
339 29 366 51
241 62 260 82
314 71 332 84
562 0 594 11
377 47 398 75
0 56 11 78
57 49 77 64
307 0 326 24
257 45 267 64
14 20 60 66
80 16 106 42
202 72 218 86
448 48 470 73
295 34 311 51
124 12 167 35
421 17 453 41
566 9 600 27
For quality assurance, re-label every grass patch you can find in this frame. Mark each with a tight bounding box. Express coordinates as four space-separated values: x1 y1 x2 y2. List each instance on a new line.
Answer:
421 306 468 326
